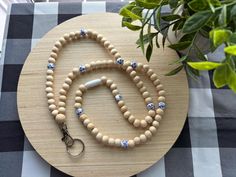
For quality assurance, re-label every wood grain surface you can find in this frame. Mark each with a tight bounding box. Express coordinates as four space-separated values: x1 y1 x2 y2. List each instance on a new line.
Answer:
17 13 189 177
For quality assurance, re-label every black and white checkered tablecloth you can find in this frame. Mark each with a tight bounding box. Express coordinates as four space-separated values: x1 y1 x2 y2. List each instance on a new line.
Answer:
0 2 236 177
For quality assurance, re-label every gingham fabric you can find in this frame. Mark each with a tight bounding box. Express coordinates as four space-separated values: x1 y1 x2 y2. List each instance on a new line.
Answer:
0 2 236 177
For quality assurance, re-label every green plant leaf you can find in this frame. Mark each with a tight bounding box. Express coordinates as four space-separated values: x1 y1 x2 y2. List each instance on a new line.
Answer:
186 64 200 80
229 33 236 44
182 10 212 33
218 4 227 27
228 65 236 92
169 0 179 8
146 43 153 62
122 21 142 31
187 61 222 70
165 65 184 76
194 44 208 61
224 45 236 56
169 56 188 65
135 0 159 9
168 41 192 50
213 63 228 88
209 29 232 47
139 29 145 53
188 0 208 12
161 14 181 21
230 4 236 19
179 33 196 42
155 6 161 30
119 7 142 20
136 33 157 46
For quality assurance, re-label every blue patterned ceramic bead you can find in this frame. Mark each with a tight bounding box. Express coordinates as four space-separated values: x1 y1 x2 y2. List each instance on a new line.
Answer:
80 29 87 36
75 108 83 117
115 94 122 102
79 65 86 73
131 61 137 69
116 58 124 65
147 103 155 110
47 63 55 70
121 140 129 148
158 102 166 110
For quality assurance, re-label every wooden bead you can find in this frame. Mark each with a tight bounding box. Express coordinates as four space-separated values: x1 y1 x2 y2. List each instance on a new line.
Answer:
62 83 70 91
75 97 82 103
133 119 140 128
91 128 99 136
136 81 143 88
115 139 121 147
158 96 166 102
54 41 62 49
106 79 113 87
108 138 115 146
121 106 128 113
49 104 56 111
74 103 81 108
148 110 156 117
83 119 90 126
79 84 87 92
145 130 152 139
110 48 118 55
46 81 53 87
108 44 114 51
52 110 58 117
139 87 147 93
87 123 95 131
128 115 135 123
76 90 82 96
140 120 148 128
133 76 140 83
102 135 109 144
156 84 164 91
137 63 143 70
130 71 136 78
101 76 107 83
58 107 66 114
46 75 53 82
47 93 54 99
68 72 75 80
153 79 160 86
134 137 141 145
59 95 66 102
48 99 55 104
59 89 67 95
86 29 93 36
123 61 131 68
63 33 70 41
159 90 166 96
150 74 158 81
110 83 117 90
147 69 154 76
124 111 131 119
50 52 57 59
59 37 66 45
72 67 80 76
126 66 133 73
69 32 76 39
128 140 135 148
79 114 87 122
149 126 157 134
48 57 56 63
155 114 162 121
96 133 103 142
45 87 53 93
145 116 153 124
152 120 160 128
107 60 114 66
142 91 150 99
104 40 110 48
46 69 54 75
118 100 125 107
96 34 103 41
114 53 121 59
143 64 149 72
100 37 107 44
112 89 119 96
92 32 98 39
65 78 72 85
145 97 153 103
156 108 164 115
55 114 66 124
85 64 91 71
58 101 65 107
140 134 147 143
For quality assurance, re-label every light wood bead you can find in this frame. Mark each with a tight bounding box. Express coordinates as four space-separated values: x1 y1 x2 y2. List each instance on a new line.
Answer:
159 90 166 96
124 111 131 119
100 37 107 44
143 64 149 72
46 69 54 75
75 97 83 103
108 138 115 146
68 72 75 80
74 103 81 108
85 64 91 71
48 99 55 104
49 104 56 111
110 83 117 90
155 114 162 121
50 52 57 59
72 67 80 76
136 81 143 88
123 61 131 68
62 83 70 91
112 89 119 96
130 71 136 78
76 90 82 96
65 78 72 85
140 134 147 143
52 110 58 117
90 61 96 68
147 69 154 76
69 32 76 39
83 119 90 126
118 100 125 107
46 75 53 82
153 79 160 86
137 63 143 70
59 89 67 95
102 135 109 144
110 49 118 55
59 95 66 102
59 37 66 45
96 34 103 42
150 74 158 81
79 114 88 122
55 114 66 124
145 97 153 103
106 79 113 87
104 41 110 48
126 66 133 73
149 126 157 134
108 44 114 51
133 76 140 83
92 32 98 39
140 120 148 128
79 84 87 92
58 101 65 107
58 107 66 114
107 60 114 66
101 76 107 83
156 108 164 115
63 33 70 41
121 106 128 113
47 93 54 99
114 53 121 59
145 130 152 139
142 91 150 99
158 96 166 102
152 120 160 128
128 115 135 123
133 119 140 128
128 140 135 148
91 128 99 136
156 84 164 91
54 41 62 49
86 29 92 36
46 81 53 87
145 116 153 124
115 139 121 147
148 110 156 117
96 133 103 142
48 57 56 63
87 123 95 131
45 87 53 93
134 137 141 145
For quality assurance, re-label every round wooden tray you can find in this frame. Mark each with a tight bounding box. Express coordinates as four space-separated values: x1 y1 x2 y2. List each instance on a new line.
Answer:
17 13 189 177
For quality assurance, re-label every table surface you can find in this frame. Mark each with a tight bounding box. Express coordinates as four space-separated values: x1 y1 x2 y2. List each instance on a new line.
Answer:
0 2 236 177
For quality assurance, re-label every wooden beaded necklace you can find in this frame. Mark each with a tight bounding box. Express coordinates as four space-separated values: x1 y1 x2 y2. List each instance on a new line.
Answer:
45 29 166 156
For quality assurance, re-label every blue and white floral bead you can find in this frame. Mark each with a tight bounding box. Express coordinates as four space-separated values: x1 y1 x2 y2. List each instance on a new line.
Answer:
121 140 129 148
131 61 137 69
158 102 166 110
79 65 86 73
75 108 83 117
116 58 124 65
147 103 155 110
115 94 122 102
47 63 55 70
80 28 87 36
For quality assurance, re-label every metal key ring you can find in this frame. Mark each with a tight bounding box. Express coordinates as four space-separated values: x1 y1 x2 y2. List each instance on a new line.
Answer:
66 138 85 157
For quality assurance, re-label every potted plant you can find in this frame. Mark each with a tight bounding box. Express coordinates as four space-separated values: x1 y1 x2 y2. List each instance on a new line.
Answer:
119 0 236 92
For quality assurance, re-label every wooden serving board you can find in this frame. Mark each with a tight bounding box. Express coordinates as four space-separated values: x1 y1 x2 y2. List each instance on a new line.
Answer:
17 13 189 177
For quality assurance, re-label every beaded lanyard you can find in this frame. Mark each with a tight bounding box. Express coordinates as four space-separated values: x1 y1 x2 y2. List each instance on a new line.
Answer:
45 29 166 157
